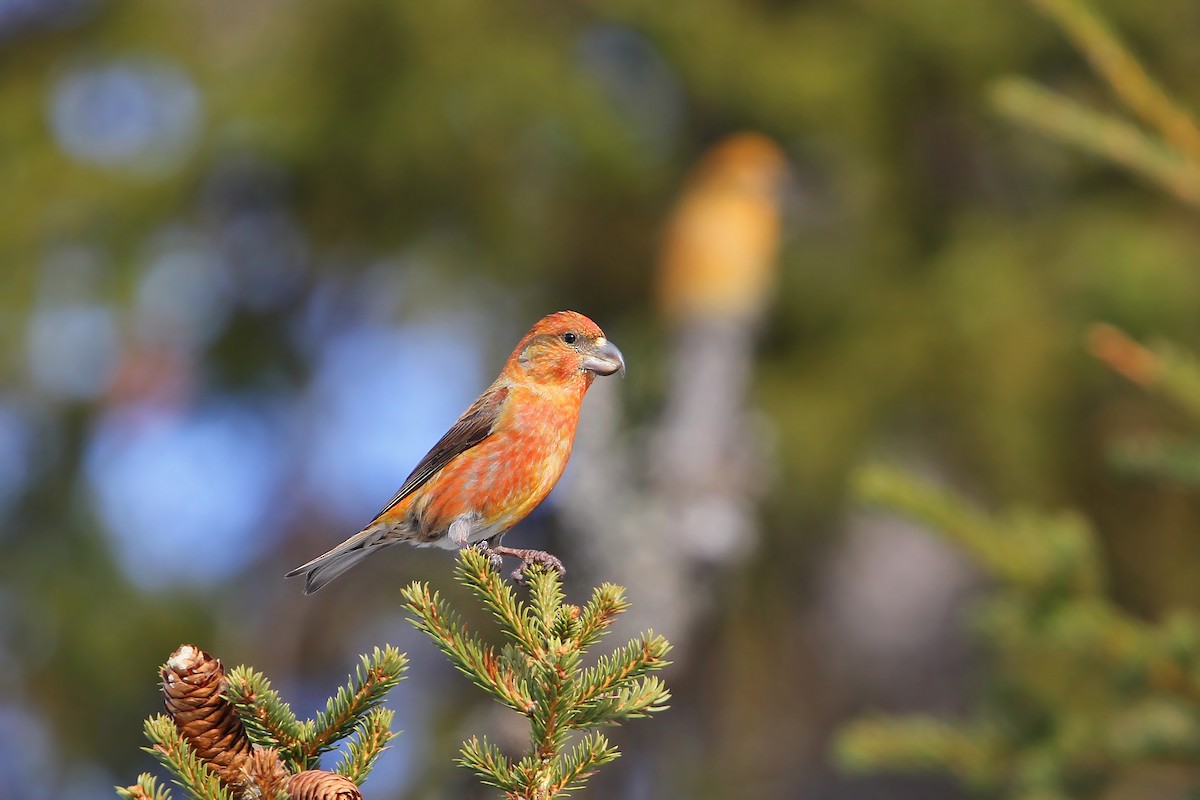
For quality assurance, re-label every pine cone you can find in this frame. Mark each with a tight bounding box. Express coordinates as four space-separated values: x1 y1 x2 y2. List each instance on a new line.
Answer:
161 644 254 789
287 770 362 800
244 746 291 799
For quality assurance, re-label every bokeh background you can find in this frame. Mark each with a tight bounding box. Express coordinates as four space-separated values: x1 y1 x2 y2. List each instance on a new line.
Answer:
4 1 1200 798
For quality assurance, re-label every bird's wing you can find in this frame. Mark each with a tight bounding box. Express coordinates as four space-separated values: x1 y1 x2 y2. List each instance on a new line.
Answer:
370 384 509 520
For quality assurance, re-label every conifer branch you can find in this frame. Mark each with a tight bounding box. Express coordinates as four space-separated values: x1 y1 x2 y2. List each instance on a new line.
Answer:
243 750 289 800
458 736 523 794
526 644 576 758
548 732 619 796
123 646 404 800
118 774 175 800
528 566 568 640
841 463 1200 794
1109 436 1200 486
990 78 1200 208
402 549 672 798
841 4 1200 797
574 586 628 651
992 0 1200 209
401 578 536 712
224 667 306 766
575 675 671 727
837 717 1001 790
1130 339 1200 421
1088 326 1200 422
1089 324 1200 486
143 715 236 800
854 464 1103 593
299 646 407 765
457 547 543 654
1025 0 1200 163
334 707 397 785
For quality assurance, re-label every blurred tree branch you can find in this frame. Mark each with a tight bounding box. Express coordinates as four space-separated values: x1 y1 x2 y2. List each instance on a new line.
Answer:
1026 0 1200 162
838 4 1200 796
838 465 1200 798
991 0 1200 207
990 79 1200 207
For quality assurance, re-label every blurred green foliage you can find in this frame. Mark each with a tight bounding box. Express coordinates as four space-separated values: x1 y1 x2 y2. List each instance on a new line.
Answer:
840 463 1200 799
5 0 1200 797
838 2 1200 797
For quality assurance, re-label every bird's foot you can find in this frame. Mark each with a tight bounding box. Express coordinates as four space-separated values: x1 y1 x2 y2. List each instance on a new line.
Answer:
483 545 565 582
473 541 506 573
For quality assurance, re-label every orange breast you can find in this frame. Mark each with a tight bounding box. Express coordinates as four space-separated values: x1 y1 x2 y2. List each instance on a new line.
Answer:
414 384 581 538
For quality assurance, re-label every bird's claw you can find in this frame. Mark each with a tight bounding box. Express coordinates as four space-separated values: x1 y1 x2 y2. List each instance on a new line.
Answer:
480 544 565 582
473 541 506 573
511 551 565 583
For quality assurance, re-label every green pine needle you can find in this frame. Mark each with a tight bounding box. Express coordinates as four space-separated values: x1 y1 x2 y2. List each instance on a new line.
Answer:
404 549 672 798
301 646 407 765
458 736 522 793
116 773 174 800
224 666 306 766
575 586 628 652
142 715 234 800
527 565 567 639
334 706 398 784
576 633 671 710
401 580 535 712
455 547 543 654
124 648 408 798
550 732 620 796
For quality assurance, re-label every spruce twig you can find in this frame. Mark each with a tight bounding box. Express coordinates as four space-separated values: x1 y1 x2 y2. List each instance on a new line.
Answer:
123 646 405 800
334 707 398 785
990 78 1200 208
547 732 619 796
402 580 536 712
1026 0 1200 162
143 714 235 800
854 464 1103 593
459 736 523 794
224 667 306 767
992 0 1200 208
1089 323 1200 486
1089 324 1200 422
401 548 671 799
117 774 175 800
299 646 407 767
841 4 1200 797
839 464 1200 795
456 546 543 654
837 717 1001 791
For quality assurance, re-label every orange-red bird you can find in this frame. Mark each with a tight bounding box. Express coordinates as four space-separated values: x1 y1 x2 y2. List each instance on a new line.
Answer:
287 311 625 593
658 132 788 324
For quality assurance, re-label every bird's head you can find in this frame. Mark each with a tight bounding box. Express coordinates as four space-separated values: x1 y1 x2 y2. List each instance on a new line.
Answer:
506 310 625 388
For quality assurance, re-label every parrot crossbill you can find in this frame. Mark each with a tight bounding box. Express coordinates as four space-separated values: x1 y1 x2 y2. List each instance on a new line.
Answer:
287 310 625 593
658 132 789 324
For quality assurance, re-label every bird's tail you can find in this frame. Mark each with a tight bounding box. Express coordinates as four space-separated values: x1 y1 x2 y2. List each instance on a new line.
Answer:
285 525 394 594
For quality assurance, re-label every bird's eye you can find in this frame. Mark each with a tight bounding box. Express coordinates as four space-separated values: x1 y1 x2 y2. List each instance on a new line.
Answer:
562 332 577 345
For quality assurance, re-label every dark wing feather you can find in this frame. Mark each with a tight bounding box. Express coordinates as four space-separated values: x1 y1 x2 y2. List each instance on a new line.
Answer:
370 384 508 520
